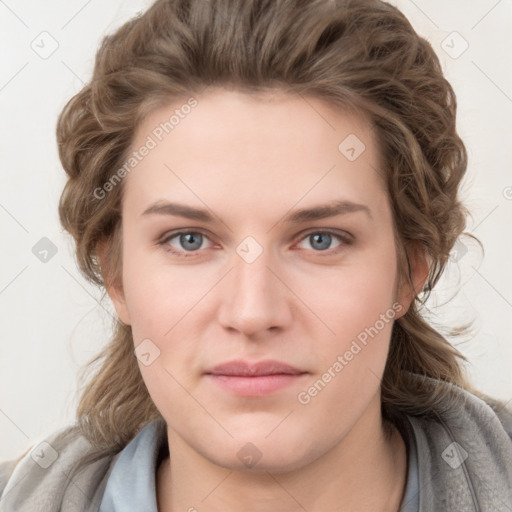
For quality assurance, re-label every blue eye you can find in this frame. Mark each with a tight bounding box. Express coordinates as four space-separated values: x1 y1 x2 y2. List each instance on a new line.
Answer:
161 231 212 256
308 233 335 251
297 231 346 252
159 229 350 258
175 232 204 251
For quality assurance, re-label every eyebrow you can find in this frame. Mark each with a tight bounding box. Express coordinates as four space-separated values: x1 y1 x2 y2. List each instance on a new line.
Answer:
141 199 372 223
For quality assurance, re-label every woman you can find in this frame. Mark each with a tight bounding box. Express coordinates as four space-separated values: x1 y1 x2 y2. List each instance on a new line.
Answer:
1 0 511 510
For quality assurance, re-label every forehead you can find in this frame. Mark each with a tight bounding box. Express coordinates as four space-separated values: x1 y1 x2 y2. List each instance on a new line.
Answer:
123 88 387 220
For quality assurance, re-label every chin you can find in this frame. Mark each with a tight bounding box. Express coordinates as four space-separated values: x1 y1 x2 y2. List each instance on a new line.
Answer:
213 452 313 475
200 436 322 475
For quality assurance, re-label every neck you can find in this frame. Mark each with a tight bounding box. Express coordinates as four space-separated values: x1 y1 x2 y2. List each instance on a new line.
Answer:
156 398 408 512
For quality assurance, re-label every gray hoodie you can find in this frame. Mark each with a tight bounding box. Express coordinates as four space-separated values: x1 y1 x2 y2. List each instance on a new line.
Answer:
1 374 512 511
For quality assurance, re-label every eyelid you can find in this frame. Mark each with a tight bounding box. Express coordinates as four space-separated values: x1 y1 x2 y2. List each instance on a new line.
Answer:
159 228 212 244
295 228 353 244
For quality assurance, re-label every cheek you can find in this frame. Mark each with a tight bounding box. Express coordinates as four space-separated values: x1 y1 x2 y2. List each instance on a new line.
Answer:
308 245 398 337
295 250 399 414
120 240 198 337
295 240 399 402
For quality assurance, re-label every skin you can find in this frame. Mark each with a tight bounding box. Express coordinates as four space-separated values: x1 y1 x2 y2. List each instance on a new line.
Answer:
106 88 428 511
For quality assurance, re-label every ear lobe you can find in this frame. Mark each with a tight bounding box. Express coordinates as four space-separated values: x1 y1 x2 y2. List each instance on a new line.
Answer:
394 242 430 319
96 238 132 326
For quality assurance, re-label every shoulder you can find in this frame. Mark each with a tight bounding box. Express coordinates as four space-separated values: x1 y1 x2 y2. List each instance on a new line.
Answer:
475 390 512 440
402 371 512 440
0 423 119 512
402 373 512 509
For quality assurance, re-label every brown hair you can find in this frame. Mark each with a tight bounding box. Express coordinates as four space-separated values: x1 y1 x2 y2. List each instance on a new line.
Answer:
57 0 482 462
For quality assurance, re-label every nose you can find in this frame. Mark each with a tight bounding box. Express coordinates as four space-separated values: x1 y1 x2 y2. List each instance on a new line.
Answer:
217 245 294 339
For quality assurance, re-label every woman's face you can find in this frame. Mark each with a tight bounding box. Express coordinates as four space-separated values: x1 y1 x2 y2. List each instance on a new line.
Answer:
109 88 417 472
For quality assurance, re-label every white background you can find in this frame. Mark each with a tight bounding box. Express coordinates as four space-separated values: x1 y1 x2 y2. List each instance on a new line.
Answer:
1 0 511 461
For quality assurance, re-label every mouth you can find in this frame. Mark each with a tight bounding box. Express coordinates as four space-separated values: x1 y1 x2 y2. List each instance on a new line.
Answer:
204 359 309 396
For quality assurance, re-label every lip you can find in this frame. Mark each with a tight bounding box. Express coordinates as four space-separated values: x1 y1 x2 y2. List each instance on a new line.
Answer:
206 359 305 376
204 359 308 396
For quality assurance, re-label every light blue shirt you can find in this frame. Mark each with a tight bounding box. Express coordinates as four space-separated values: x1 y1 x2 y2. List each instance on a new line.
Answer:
99 420 164 512
99 418 419 511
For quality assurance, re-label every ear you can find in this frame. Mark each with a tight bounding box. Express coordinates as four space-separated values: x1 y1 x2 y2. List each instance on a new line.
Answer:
394 241 430 319
97 238 132 326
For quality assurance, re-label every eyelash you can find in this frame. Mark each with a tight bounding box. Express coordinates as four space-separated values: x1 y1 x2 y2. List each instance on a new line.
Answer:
158 229 353 258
